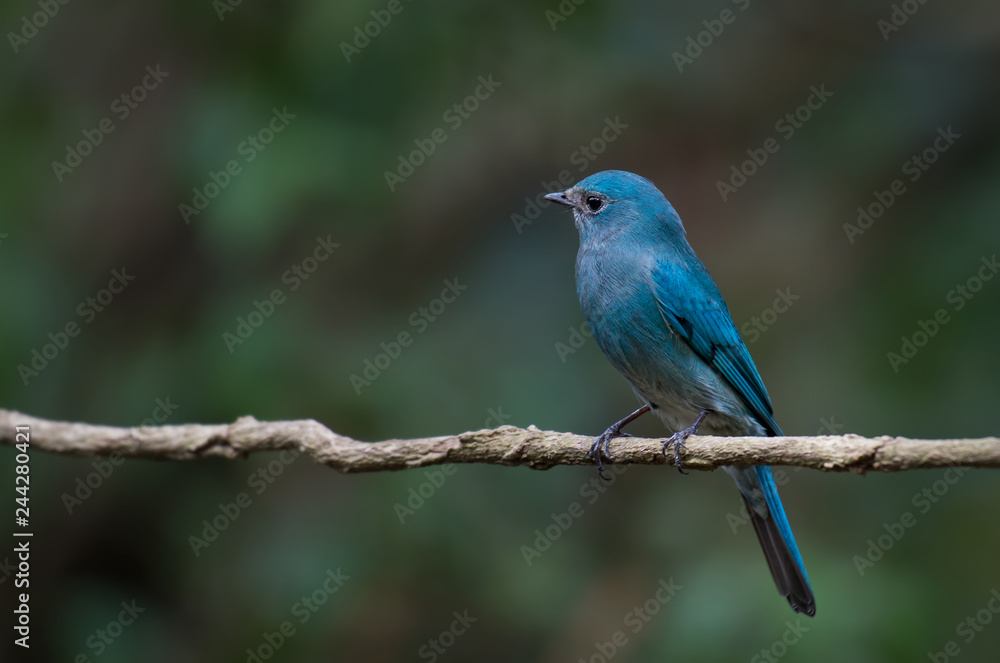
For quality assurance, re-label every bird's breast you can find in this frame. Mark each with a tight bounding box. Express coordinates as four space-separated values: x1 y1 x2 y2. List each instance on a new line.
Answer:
574 244 760 434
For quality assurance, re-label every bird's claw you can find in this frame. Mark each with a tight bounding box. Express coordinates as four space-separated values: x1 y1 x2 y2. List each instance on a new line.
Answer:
661 410 708 476
588 432 612 480
662 433 690 475
589 430 632 480
588 405 652 480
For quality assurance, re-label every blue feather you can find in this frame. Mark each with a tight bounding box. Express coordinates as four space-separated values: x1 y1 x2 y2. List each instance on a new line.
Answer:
551 169 816 616
756 466 812 587
649 259 781 436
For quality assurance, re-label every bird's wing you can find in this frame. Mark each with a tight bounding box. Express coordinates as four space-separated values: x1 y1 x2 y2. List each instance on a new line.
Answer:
648 259 781 435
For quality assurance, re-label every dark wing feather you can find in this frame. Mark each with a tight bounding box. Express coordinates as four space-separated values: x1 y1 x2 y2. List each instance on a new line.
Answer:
649 259 781 435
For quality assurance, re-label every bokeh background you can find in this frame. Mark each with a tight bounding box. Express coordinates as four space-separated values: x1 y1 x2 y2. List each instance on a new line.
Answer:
1 0 999 661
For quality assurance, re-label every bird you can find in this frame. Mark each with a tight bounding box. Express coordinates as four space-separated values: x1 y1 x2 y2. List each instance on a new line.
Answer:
544 170 815 617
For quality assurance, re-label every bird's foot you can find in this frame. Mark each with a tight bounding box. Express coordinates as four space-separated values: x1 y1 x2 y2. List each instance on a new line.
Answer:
588 404 651 480
662 432 690 476
662 410 709 475
589 428 634 480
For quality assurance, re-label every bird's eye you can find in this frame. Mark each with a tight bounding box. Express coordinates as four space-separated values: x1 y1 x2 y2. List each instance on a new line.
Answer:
586 196 604 212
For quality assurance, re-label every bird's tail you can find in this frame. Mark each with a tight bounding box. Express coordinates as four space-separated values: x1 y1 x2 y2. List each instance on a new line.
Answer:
725 465 816 617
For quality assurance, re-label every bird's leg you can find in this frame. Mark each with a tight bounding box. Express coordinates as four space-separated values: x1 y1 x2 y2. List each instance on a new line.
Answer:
663 409 709 476
590 404 651 480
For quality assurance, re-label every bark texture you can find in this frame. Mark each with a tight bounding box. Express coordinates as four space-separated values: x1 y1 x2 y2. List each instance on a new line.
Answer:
2 409 998 474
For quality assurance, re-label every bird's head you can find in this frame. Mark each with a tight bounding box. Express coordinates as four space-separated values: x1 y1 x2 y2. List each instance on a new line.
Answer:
544 170 685 242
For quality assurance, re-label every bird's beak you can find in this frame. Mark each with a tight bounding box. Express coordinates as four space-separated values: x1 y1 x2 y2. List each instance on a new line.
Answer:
544 190 575 208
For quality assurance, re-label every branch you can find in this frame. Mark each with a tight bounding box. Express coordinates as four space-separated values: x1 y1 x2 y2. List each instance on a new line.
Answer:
1 409 997 474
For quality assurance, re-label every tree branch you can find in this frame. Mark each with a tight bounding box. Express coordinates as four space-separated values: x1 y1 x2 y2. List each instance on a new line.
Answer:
1 409 997 474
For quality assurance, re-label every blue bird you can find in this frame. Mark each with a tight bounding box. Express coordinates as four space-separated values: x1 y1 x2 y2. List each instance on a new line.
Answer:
545 170 815 616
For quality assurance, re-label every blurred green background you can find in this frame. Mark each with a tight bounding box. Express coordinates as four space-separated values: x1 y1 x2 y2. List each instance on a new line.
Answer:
1 0 999 661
